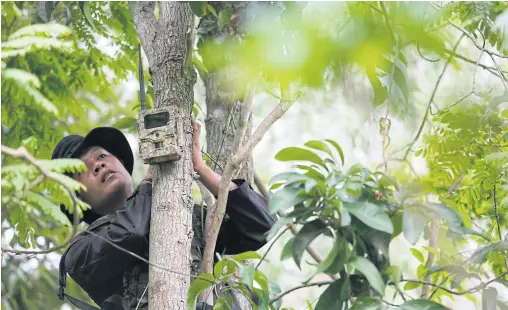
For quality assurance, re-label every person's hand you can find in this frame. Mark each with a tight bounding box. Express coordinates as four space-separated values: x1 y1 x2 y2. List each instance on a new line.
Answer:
145 165 153 179
191 118 206 172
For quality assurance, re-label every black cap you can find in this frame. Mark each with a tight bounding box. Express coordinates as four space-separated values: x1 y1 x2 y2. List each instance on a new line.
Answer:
52 127 134 225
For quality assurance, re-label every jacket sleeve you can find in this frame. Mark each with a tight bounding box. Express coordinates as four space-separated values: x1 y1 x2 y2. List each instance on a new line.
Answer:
64 180 153 291
216 179 277 255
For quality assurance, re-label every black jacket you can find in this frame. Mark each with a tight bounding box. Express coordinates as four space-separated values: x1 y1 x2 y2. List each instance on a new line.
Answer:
58 179 276 309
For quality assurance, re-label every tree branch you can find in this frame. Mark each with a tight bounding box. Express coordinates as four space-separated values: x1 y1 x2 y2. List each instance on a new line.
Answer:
402 272 508 296
255 226 290 271
269 281 334 305
129 1 158 66
403 35 465 160
0 145 79 255
448 21 508 60
443 48 507 79
200 89 297 276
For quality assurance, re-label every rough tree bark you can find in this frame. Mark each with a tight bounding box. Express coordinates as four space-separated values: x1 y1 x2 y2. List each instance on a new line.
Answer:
129 2 196 310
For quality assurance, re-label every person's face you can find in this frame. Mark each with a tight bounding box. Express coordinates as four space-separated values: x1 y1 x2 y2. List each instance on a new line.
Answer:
73 146 133 215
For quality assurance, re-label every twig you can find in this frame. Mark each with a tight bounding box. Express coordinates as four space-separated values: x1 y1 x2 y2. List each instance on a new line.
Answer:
255 226 290 271
488 53 508 91
417 42 440 62
401 272 508 296
269 281 334 305
448 21 508 60
403 35 465 160
443 48 507 79
200 86 297 276
201 150 224 172
0 145 79 255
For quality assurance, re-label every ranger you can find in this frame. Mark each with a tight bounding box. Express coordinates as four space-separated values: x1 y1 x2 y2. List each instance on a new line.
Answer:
54 119 276 310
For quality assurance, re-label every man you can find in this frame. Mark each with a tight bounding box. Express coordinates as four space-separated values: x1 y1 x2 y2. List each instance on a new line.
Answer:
53 120 276 310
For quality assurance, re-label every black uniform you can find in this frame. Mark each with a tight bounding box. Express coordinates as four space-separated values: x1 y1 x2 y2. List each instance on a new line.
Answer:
58 179 276 310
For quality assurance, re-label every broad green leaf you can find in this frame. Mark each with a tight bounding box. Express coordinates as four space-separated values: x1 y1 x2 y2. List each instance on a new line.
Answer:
267 217 293 241
391 210 403 237
269 281 283 310
9 23 72 39
315 277 350 310
275 147 325 168
304 140 334 160
349 256 385 295
234 251 261 261
213 258 236 279
239 263 255 287
79 1 98 31
418 203 484 238
350 297 384 310
485 152 508 162
268 186 306 214
112 116 137 130
281 238 294 261
295 165 325 181
344 202 394 234
314 233 339 274
189 1 208 16
213 296 232 310
470 241 508 264
292 219 328 268
325 139 345 166
386 266 402 288
410 248 425 264
25 192 70 225
254 270 268 292
400 299 450 310
36 1 54 22
218 8 234 31
306 300 314 310
187 273 214 310
2 68 41 87
425 265 464 277
403 281 421 291
340 207 351 226
207 4 218 17
403 209 426 245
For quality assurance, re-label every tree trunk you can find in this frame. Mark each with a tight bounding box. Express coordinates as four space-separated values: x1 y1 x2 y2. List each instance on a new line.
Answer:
129 2 196 310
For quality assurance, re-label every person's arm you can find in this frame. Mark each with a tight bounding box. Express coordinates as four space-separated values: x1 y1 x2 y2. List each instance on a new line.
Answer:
191 119 238 196
64 181 152 290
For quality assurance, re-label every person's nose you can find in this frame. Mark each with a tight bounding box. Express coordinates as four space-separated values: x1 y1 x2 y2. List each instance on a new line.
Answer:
93 161 106 176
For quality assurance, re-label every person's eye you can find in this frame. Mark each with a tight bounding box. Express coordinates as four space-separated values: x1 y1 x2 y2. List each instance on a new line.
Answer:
98 154 107 160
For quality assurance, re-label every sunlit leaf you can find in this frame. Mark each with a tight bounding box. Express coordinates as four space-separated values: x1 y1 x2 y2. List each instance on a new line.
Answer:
268 186 306 214
400 299 450 310
349 256 385 295
403 209 426 245
344 202 394 234
187 273 214 310
275 147 325 168
292 219 328 269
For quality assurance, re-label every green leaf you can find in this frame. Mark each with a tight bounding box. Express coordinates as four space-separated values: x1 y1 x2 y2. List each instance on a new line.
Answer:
268 186 306 214
281 238 295 261
485 152 508 162
218 8 234 31
187 273 214 310
325 139 345 166
315 277 350 310
36 1 55 22
410 248 425 264
324 238 349 275
350 297 384 310
386 266 402 288
403 281 421 291
488 91 508 111
470 241 508 264
254 270 269 292
25 192 70 225
239 263 255 287
314 233 339 274
79 1 98 32
269 281 283 310
112 116 137 130
189 1 208 16
267 217 293 241
344 202 394 234
305 300 315 310
403 209 426 245
2 68 41 88
304 140 334 159
213 258 236 279
193 56 209 74
349 256 385 295
292 219 328 268
9 23 72 39
7 76 58 115
275 147 325 168
425 265 464 277
207 4 218 17
213 296 232 310
400 299 450 310
38 159 86 174
234 251 261 261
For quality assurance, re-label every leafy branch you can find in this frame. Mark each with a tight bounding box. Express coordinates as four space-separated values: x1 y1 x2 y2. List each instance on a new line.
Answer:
403 34 465 160
0 145 79 255
269 281 335 305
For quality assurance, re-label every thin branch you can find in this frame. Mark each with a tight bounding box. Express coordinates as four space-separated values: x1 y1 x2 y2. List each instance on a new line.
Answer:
201 150 224 172
0 145 79 255
403 35 465 160
255 226 290 271
448 20 508 59
443 48 507 79
200 87 297 276
488 53 508 91
417 41 440 62
401 272 508 296
269 281 334 305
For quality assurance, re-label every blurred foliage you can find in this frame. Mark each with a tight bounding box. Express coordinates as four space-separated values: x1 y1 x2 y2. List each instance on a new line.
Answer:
1 1 508 309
